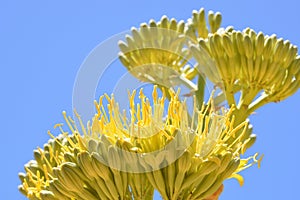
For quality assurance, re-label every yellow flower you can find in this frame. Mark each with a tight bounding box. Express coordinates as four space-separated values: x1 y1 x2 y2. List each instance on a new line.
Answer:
191 27 300 122
19 86 262 200
118 16 191 86
118 8 223 91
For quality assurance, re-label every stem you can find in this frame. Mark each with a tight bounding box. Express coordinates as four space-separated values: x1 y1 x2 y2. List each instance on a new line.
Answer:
232 106 249 128
195 74 206 109
237 87 260 110
232 87 260 126
224 83 236 107
213 84 242 106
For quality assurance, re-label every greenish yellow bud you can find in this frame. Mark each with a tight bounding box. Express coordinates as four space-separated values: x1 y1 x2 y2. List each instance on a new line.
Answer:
255 32 265 55
213 34 224 57
214 12 222 31
222 34 236 57
236 32 245 55
243 35 253 59
273 38 285 63
160 15 169 29
262 37 274 59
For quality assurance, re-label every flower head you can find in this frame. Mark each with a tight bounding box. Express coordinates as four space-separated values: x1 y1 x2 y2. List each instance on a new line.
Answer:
118 16 191 86
19 86 261 200
118 8 223 89
191 27 300 120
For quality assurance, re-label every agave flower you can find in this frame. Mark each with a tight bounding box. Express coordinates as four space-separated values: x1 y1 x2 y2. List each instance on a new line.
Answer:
118 15 192 88
19 86 261 200
118 8 223 96
190 27 300 123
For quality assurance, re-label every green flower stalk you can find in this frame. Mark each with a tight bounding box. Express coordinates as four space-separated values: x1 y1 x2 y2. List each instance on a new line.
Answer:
19 87 261 200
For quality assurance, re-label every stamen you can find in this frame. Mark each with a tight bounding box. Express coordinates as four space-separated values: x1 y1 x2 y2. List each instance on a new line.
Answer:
74 109 88 136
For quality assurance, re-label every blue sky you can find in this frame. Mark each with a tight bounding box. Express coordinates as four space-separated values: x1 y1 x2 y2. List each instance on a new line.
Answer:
1 0 300 199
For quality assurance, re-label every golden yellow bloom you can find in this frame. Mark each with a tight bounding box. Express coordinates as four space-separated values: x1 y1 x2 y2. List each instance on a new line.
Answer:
19 86 262 200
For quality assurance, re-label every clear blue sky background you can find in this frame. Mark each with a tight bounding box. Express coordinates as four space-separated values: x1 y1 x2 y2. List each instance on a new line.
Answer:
1 0 300 199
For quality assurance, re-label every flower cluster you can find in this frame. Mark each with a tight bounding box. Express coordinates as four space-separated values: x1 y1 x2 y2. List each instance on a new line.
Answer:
19 7 299 200
118 8 222 92
191 28 300 118
19 87 262 200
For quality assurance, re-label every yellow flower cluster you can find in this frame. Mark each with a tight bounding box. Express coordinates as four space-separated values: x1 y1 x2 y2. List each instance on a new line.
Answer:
19 87 262 200
118 16 190 84
19 7 298 200
118 8 222 89
191 28 300 117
